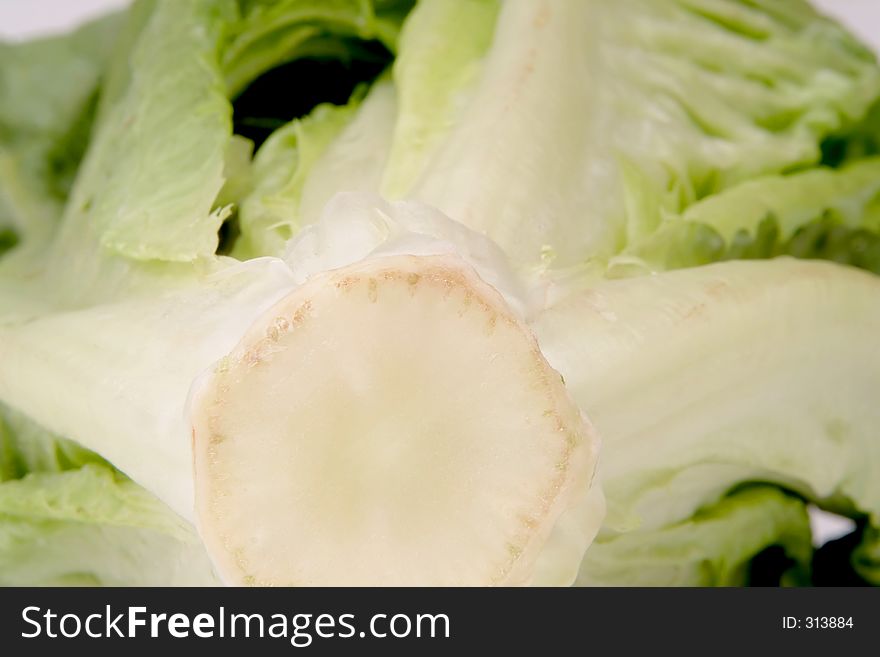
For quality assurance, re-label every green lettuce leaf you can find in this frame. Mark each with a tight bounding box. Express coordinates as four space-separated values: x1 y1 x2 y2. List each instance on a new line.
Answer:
70 0 236 263
59 0 409 266
820 98 880 167
0 405 218 586
0 0 412 313
617 158 880 274
0 13 122 253
391 0 880 268
3 0 880 588
222 0 407 97
853 525 880 585
534 258 880 564
577 487 811 586
535 257 880 585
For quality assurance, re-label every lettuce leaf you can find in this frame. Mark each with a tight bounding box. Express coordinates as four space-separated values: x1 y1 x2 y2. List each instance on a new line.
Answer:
0 13 122 254
577 487 811 586
396 0 880 268
618 158 880 274
853 525 880 585
0 405 218 586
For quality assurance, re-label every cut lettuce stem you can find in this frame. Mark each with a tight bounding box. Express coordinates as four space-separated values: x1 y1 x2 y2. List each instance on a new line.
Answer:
0 203 602 585
534 258 880 547
191 252 601 586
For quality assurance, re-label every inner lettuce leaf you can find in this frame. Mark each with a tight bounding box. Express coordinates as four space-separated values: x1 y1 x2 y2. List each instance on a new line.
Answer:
231 93 366 259
0 405 218 586
296 77 398 232
223 0 409 98
821 98 880 167
576 486 812 587
379 0 499 198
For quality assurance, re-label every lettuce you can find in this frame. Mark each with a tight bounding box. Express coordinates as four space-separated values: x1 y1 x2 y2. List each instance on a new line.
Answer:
854 525 880 585
618 158 880 274
534 257 880 583
2 0 880 586
286 0 880 270
0 405 217 586
577 487 812 587
0 13 122 257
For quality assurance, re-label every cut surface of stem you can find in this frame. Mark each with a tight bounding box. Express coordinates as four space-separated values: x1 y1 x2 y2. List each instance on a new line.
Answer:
192 254 600 586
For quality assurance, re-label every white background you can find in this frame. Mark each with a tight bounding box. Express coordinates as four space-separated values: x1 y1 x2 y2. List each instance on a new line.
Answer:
0 0 877 47
0 0 870 547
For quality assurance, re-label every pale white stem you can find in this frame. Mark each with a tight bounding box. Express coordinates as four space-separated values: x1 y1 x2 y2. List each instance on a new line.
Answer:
533 258 880 536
